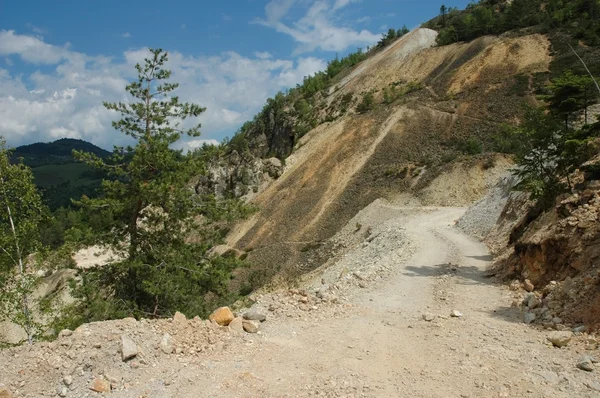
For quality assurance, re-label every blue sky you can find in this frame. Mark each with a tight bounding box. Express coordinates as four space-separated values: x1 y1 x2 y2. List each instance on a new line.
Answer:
0 0 471 150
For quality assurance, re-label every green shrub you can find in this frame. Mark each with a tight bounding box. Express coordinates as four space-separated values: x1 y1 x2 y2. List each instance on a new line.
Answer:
356 92 375 113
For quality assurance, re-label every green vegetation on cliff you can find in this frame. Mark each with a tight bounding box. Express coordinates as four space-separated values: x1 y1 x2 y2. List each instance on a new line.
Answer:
426 0 600 46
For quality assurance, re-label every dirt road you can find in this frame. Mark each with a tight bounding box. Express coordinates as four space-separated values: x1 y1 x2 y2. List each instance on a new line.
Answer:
155 206 599 397
3 206 599 398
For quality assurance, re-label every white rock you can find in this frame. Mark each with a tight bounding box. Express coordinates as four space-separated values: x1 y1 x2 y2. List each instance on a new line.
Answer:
160 333 174 354
422 313 436 322
450 310 463 318
121 335 138 361
547 331 572 347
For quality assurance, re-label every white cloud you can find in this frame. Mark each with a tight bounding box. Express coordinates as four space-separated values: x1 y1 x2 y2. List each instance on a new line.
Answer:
257 0 379 55
121 32 132 38
265 0 297 23
0 30 72 64
254 51 273 59
176 139 220 152
332 0 361 11
25 23 47 35
0 31 327 149
180 24 187 30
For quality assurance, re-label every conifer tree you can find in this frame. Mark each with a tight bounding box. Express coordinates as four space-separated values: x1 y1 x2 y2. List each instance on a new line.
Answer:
74 49 240 318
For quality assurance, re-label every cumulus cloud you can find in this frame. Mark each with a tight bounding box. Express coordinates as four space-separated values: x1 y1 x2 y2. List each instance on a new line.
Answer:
257 0 379 55
0 31 327 149
121 32 132 38
0 30 73 64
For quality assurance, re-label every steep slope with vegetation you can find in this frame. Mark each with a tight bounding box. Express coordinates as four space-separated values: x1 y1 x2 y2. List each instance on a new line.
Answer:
224 28 553 285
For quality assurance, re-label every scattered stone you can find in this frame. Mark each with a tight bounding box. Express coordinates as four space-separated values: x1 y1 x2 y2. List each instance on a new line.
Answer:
89 378 111 393
228 317 244 333
242 320 259 333
58 329 73 338
299 296 309 304
547 331 572 347
121 335 138 361
527 296 541 309
56 386 67 397
242 309 266 322
160 333 175 354
173 311 187 324
209 306 234 326
577 356 595 372
358 281 367 288
422 313 436 322
585 381 600 392
552 317 563 324
450 310 463 318
63 375 73 386
509 280 521 291
523 312 536 324
524 279 534 292
573 325 586 333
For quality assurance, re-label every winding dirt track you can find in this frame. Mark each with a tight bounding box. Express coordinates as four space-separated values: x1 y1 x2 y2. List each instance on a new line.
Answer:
152 207 597 398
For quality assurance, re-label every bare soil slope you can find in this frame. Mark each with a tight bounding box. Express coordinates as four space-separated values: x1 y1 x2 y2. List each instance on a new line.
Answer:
229 29 551 278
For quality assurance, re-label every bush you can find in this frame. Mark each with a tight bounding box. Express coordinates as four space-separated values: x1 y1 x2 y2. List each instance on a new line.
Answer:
356 92 375 113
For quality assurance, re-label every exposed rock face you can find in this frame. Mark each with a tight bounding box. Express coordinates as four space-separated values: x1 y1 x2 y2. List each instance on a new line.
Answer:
246 111 296 160
476 150 600 330
194 150 283 200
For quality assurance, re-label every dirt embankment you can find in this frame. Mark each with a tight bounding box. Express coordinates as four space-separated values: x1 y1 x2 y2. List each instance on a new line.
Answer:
228 29 552 281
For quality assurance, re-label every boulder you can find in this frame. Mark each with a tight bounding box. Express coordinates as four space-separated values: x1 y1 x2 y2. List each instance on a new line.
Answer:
243 309 267 322
121 335 138 361
547 331 572 347
524 279 534 292
524 312 536 324
243 320 259 333
173 311 187 325
229 317 244 333
89 379 111 393
577 356 595 372
209 307 235 326
160 333 175 354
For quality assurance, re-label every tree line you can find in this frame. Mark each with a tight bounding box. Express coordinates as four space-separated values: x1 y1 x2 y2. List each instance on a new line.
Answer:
426 0 600 46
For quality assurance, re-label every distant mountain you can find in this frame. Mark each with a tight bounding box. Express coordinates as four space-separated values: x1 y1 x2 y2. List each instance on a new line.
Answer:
11 138 111 210
12 138 111 168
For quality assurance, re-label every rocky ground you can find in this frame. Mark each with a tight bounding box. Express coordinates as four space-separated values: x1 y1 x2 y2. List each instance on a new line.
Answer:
2 204 600 397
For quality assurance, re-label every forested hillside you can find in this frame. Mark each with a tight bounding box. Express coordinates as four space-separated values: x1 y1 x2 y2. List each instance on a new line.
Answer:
11 138 110 210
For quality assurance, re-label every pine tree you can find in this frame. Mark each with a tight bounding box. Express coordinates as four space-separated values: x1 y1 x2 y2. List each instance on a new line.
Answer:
74 49 242 319
542 71 597 128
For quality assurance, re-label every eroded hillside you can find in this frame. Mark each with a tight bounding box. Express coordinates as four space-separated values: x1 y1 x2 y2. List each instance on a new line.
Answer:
228 28 551 281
